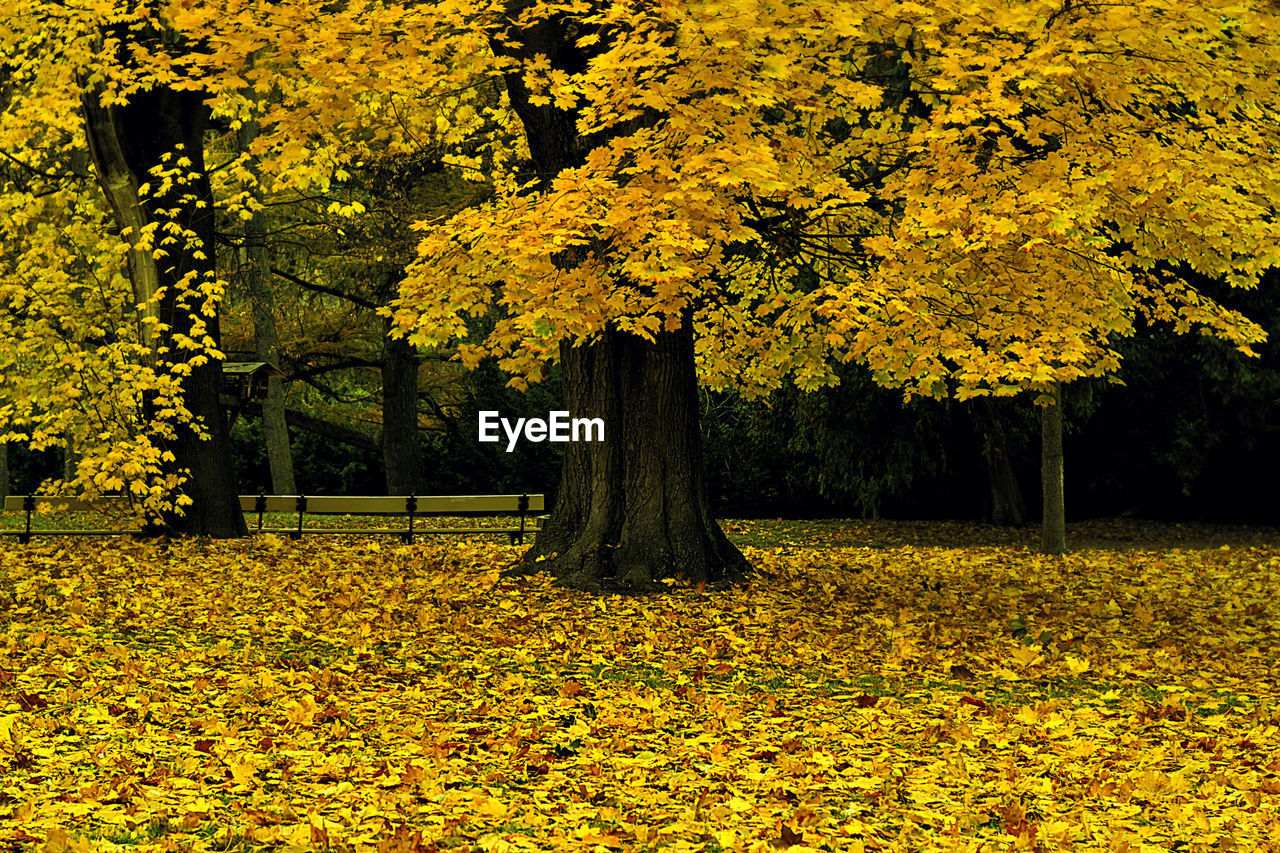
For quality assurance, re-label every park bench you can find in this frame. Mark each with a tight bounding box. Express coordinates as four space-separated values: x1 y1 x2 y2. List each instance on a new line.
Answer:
1 493 545 545
0 495 127 542
240 494 545 544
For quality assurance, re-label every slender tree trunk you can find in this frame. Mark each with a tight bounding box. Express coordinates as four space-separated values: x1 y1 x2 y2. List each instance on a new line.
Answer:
238 121 297 495
0 441 8 500
1040 383 1066 554
250 283 296 495
82 86 246 537
490 3 751 589
974 399 1025 526
63 436 77 484
381 319 426 495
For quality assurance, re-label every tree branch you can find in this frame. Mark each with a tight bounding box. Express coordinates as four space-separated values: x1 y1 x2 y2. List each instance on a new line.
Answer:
240 403 378 451
269 266 380 310
288 357 381 381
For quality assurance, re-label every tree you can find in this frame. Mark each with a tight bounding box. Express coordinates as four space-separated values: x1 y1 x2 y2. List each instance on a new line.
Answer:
226 220 429 496
219 151 489 497
82 85 246 536
236 115 296 495
473 8 752 587
5 0 1278 567
385 1 1279 581
2 5 246 535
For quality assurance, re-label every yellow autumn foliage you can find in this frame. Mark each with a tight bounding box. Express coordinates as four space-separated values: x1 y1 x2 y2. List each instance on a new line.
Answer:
1 524 1279 851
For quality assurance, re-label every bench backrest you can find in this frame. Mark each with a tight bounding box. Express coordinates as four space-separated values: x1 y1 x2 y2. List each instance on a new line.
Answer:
4 494 545 514
239 495 545 514
3 495 126 512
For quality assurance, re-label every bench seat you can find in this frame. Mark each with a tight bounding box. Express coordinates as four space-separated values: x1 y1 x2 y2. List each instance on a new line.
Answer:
2 493 546 544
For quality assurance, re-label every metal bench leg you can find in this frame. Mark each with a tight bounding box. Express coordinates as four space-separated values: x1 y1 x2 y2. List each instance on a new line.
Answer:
292 495 307 540
516 493 529 545
403 495 417 544
20 495 34 545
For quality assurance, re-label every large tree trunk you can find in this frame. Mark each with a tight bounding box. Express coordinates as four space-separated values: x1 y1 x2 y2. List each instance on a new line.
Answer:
381 318 426 495
82 86 246 537
527 320 750 590
238 120 297 495
1040 383 1066 554
489 2 750 590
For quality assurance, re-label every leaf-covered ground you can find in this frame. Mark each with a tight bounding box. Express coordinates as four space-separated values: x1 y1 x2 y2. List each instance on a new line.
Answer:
2 525 1279 852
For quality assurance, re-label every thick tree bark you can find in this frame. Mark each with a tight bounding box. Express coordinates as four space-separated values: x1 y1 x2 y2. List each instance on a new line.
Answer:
380 320 426 495
527 321 751 590
490 1 751 590
1040 383 1067 554
974 399 1025 526
239 120 297 494
82 86 246 537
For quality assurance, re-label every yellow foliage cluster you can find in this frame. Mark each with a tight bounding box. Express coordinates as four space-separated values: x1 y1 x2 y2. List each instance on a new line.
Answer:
377 0 1280 395
2 530 1279 851
0 147 217 519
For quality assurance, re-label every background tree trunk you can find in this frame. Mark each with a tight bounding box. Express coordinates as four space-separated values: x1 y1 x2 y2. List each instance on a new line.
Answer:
381 317 426 495
0 441 8 500
249 272 297 495
239 120 296 495
62 436 77 484
82 86 246 537
490 2 751 589
1040 383 1067 554
528 320 751 589
974 399 1025 526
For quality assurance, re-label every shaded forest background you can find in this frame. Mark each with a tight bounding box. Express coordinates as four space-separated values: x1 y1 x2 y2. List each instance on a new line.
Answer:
6 266 1277 524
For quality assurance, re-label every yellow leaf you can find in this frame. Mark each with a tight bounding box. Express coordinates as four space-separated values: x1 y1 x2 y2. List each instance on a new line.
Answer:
713 829 737 847
1064 655 1091 675
472 794 508 819
0 713 19 742
227 758 258 785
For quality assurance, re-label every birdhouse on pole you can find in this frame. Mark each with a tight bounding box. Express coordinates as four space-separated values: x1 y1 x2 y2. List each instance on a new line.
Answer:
220 362 285 431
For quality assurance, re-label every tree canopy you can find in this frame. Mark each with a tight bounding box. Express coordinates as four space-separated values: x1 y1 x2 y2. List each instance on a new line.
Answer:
384 0 1280 398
